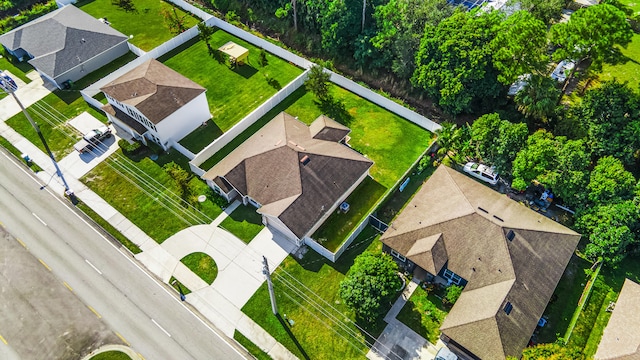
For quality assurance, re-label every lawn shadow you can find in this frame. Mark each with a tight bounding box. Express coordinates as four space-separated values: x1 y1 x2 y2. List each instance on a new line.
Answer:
227 205 262 225
604 48 637 66
264 74 282 90
276 314 310 360
52 89 82 105
316 97 354 126
232 63 258 79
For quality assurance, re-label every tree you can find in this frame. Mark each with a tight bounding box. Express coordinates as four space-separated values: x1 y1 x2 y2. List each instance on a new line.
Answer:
163 161 192 202
516 0 564 25
412 9 503 114
470 113 527 175
162 8 188 35
444 285 463 305
543 139 590 209
304 65 332 101
587 156 637 205
434 122 461 163
549 4 633 71
575 81 640 165
519 343 586 360
339 252 401 323
514 75 561 123
511 130 558 190
576 200 640 265
197 22 215 50
490 11 548 85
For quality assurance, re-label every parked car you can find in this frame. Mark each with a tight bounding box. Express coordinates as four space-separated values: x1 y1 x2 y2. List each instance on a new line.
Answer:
462 162 499 185
74 126 112 153
550 60 575 83
435 347 458 360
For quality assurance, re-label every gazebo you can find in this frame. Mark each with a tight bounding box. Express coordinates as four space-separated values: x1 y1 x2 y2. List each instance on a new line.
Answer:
218 41 249 66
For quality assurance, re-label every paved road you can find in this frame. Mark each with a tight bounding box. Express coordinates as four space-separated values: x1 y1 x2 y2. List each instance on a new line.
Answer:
0 149 248 360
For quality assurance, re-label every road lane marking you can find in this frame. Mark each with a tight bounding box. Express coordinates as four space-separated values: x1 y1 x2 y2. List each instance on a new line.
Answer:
115 332 130 346
31 212 47 226
0 334 7 345
38 258 51 271
85 259 102 275
16 238 27 249
151 319 171 337
88 306 102 319
63 281 73 292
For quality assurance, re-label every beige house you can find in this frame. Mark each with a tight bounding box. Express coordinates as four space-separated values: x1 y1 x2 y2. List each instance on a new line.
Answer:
595 279 640 360
380 165 580 360
203 112 373 246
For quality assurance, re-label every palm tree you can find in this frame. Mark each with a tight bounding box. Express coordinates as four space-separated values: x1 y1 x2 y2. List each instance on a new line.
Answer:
514 74 561 123
435 122 461 163
197 22 215 51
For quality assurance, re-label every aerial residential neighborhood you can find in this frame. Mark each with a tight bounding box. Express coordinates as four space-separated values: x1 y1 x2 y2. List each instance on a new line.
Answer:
0 0 638 359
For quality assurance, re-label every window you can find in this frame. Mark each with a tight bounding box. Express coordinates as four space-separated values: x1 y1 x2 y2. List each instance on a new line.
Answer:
507 230 515 241
443 268 463 285
390 249 406 262
504 302 513 315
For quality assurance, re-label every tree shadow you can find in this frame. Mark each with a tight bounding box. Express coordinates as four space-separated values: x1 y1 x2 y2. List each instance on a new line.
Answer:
264 74 282 90
276 314 310 360
316 97 354 126
232 63 258 79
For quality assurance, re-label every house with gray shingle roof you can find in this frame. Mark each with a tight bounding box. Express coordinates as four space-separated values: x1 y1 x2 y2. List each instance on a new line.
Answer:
101 59 210 150
203 112 373 246
595 278 640 360
380 165 580 360
0 5 129 88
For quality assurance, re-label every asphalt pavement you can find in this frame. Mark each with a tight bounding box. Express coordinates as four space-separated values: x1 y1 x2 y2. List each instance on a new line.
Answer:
0 149 248 360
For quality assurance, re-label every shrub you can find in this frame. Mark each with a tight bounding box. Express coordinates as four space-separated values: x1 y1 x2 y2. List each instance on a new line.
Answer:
0 0 56 34
118 139 142 154
444 285 463 306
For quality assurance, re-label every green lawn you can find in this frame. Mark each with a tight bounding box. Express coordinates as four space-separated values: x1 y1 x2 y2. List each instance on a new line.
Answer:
177 119 221 154
170 276 192 295
242 226 388 360
234 331 272 360
72 51 138 90
90 351 131 360
312 176 386 252
77 0 200 51
619 0 640 15
396 285 448 344
0 135 43 173
160 32 303 147
375 164 437 224
180 252 218 284
82 148 223 243
599 33 640 89
4 91 106 158
218 205 264 243
0 47 33 84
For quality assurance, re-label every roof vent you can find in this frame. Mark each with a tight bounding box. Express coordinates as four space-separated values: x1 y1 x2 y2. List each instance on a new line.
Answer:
493 215 504 222
478 207 488 213
300 155 310 165
507 230 515 241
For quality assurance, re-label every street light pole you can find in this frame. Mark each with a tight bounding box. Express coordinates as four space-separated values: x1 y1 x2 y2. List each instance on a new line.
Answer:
0 71 71 193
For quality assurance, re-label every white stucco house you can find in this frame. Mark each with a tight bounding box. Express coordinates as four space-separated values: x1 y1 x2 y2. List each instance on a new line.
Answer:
0 5 129 89
100 59 211 150
202 112 373 246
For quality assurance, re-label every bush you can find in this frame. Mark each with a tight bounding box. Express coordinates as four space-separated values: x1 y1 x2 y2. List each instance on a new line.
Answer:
118 139 142 154
0 0 56 34
444 285 463 306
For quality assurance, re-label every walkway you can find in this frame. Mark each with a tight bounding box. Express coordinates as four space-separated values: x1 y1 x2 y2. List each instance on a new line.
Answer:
0 71 52 121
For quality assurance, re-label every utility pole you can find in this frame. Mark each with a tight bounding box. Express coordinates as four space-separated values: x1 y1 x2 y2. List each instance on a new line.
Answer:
0 71 71 193
262 256 278 315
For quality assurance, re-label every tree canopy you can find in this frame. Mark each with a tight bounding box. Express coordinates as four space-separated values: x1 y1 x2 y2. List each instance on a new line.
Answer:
587 156 638 205
304 65 332 101
339 252 401 324
518 343 586 360
470 113 527 175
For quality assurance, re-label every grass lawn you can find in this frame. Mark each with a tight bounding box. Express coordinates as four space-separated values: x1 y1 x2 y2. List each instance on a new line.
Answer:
72 51 138 90
312 176 386 252
620 0 640 15
177 119 220 154
82 147 223 243
599 33 640 89
90 351 131 360
0 135 43 173
77 0 199 51
161 32 303 146
242 226 389 360
396 286 448 344
375 164 437 224
538 255 592 344
170 276 192 295
234 331 272 360
0 47 33 84
4 91 106 158
180 252 218 284
218 205 264 243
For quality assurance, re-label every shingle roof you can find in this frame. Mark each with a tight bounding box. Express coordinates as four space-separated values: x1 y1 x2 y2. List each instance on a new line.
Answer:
595 279 640 360
380 165 580 360
0 5 128 78
203 112 373 239
101 59 206 124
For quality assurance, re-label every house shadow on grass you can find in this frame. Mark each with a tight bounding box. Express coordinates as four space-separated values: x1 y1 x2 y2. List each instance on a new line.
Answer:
277 314 311 360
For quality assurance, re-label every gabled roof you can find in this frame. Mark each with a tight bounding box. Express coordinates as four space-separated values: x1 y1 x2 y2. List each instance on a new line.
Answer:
381 165 580 360
203 112 373 239
101 59 206 124
0 5 128 78
595 279 640 360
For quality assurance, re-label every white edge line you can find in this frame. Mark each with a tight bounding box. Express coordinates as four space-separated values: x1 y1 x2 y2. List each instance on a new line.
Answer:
84 259 103 275
31 212 47 226
151 319 171 337
0 150 245 358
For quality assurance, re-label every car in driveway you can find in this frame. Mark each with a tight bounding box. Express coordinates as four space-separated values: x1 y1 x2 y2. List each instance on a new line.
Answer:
73 126 112 153
462 162 499 185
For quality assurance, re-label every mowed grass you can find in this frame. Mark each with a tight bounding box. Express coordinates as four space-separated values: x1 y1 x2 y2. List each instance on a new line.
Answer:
180 252 218 284
234 331 272 360
396 286 448 344
4 91 106 158
242 226 387 360
199 85 433 189
218 205 264 243
72 51 138 90
0 47 33 84
77 0 199 51
161 31 303 142
82 148 223 243
619 0 640 15
599 33 640 89
90 351 131 360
